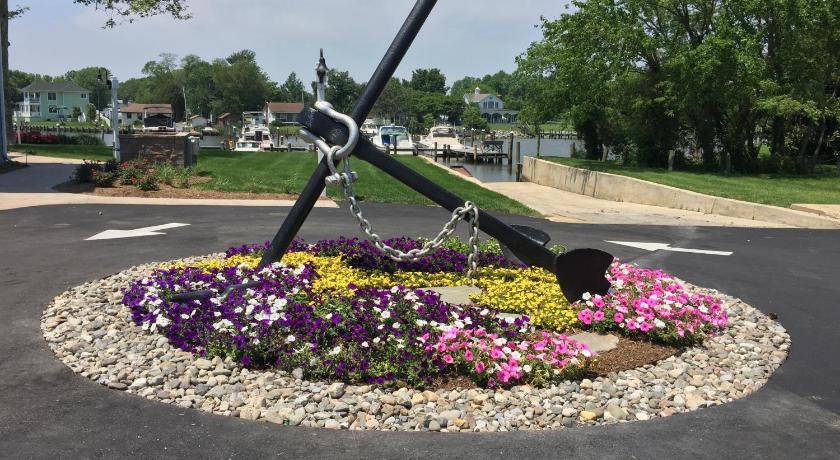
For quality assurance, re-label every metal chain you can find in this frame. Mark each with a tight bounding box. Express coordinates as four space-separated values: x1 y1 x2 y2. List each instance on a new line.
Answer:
340 160 480 280
303 102 481 280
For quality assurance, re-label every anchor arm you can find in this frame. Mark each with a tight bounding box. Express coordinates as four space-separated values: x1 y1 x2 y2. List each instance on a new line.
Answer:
298 108 613 301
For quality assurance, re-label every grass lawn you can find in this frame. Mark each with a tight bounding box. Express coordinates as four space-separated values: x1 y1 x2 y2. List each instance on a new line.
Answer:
195 151 538 216
546 157 840 208
13 144 113 161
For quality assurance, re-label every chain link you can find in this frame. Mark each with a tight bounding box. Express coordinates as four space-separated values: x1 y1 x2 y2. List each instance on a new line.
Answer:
341 160 480 279
304 102 481 281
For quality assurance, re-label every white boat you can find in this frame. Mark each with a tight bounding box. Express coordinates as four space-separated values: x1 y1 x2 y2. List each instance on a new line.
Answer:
234 140 262 152
372 125 414 152
361 119 378 139
234 125 274 152
418 125 466 151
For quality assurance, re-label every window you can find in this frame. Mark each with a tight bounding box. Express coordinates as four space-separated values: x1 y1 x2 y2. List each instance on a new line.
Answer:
34 92 40 99
81 93 87 99
48 92 57 101
31 104 40 114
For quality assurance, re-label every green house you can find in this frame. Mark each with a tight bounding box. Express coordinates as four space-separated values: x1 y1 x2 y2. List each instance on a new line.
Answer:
17 81 91 122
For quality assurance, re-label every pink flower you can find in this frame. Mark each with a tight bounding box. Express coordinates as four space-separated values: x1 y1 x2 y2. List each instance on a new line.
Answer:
639 322 653 332
614 312 624 323
443 354 454 364
490 347 503 359
578 309 593 325
593 310 605 321
464 350 474 362
475 361 486 374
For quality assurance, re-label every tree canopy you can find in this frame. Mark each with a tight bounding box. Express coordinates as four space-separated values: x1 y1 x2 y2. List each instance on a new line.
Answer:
517 0 840 173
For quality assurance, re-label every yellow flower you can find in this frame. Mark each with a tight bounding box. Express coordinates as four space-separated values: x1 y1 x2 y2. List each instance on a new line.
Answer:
160 251 580 332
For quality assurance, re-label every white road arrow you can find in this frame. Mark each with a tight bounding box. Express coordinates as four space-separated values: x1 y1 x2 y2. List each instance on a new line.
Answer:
86 223 190 241
605 240 732 256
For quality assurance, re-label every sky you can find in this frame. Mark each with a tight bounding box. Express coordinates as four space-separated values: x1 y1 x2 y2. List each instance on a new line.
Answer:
8 0 572 86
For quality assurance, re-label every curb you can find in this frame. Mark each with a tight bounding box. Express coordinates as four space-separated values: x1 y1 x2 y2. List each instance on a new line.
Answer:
522 157 840 229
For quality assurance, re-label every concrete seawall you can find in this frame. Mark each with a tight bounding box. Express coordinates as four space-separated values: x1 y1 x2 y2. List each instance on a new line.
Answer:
522 157 840 228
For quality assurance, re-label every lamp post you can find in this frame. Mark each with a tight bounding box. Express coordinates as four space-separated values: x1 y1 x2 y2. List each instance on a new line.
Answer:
314 50 329 198
97 69 120 161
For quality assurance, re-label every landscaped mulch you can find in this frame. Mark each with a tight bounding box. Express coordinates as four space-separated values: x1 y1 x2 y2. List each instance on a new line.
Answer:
589 337 679 376
53 180 320 201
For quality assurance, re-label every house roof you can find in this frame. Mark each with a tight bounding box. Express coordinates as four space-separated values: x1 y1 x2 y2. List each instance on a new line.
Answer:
189 114 206 120
121 103 173 115
22 81 89 93
265 102 304 113
464 92 495 103
218 112 232 119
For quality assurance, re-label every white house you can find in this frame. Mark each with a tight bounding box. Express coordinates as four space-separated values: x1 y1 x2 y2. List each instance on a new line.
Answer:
463 87 519 123
264 102 304 125
119 103 174 126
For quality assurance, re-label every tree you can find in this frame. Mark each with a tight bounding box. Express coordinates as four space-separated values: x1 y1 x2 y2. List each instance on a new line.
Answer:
85 103 97 124
274 72 312 104
372 78 410 124
462 105 487 131
322 69 363 114
409 68 447 94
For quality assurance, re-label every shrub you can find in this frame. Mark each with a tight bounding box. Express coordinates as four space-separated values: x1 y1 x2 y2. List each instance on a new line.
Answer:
91 170 117 187
135 172 159 191
118 159 147 185
56 134 78 145
154 163 177 186
74 160 102 183
75 134 105 146
174 167 193 188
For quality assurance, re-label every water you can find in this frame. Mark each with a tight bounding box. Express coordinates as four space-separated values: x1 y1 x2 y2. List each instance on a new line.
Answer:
438 137 580 182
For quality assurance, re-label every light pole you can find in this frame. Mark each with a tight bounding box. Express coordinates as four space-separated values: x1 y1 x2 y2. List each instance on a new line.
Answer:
0 33 8 163
97 69 120 161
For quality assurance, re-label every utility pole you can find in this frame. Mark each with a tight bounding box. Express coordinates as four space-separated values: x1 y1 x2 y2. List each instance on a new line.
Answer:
110 76 120 161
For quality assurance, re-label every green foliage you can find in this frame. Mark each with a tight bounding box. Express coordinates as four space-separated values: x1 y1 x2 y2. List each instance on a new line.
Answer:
85 103 97 123
462 105 488 131
516 0 840 174
323 69 364 114
75 134 105 145
91 170 117 187
410 68 447 94
74 160 101 183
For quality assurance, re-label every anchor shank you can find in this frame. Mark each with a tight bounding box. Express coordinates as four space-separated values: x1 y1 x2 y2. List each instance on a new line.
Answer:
258 0 438 268
298 108 558 272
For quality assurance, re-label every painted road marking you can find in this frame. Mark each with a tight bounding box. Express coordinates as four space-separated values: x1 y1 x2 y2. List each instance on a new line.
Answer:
605 240 733 256
86 223 191 241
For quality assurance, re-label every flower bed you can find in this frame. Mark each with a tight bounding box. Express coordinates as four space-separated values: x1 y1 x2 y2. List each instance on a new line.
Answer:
122 237 728 390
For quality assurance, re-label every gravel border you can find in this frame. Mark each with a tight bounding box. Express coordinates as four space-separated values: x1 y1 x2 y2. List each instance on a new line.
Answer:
41 258 790 432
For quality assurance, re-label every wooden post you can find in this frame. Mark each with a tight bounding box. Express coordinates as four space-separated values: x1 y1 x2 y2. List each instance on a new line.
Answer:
668 150 675 171
516 141 521 181
434 141 438 162
508 132 514 172
536 128 542 159
516 163 523 182
287 143 292 152
473 145 478 163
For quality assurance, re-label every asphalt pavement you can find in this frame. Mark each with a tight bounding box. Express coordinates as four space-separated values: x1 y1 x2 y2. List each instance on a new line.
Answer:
1 202 839 459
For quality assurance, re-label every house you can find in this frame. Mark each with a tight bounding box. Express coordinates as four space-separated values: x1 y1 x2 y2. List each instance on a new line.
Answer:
217 112 240 127
190 115 209 128
264 102 304 125
119 103 173 126
17 81 91 122
463 87 519 123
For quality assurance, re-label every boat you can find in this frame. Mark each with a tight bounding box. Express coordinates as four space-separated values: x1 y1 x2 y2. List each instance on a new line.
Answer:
372 125 414 152
418 125 466 151
361 119 378 139
234 125 274 152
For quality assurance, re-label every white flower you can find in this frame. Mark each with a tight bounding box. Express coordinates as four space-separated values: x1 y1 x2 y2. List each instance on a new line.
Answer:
373 337 381 344
493 337 507 346
361 341 369 348
480 309 489 316
502 346 512 355
392 322 401 329
415 319 428 327
582 292 592 301
654 319 666 329
328 345 342 356
522 364 532 373
511 351 521 360
381 310 391 319
581 349 592 357
180 314 190 320
285 334 296 343
699 305 709 313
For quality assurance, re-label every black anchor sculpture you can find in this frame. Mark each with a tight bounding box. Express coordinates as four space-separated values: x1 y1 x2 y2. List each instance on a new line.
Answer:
173 0 612 303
